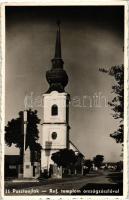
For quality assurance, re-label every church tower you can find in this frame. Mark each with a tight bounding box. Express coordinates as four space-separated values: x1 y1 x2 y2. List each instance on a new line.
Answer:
41 21 70 173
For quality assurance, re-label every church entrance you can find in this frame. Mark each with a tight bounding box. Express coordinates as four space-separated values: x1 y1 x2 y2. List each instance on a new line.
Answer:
51 164 62 179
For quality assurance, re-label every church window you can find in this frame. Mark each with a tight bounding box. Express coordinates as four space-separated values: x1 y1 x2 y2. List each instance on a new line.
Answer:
51 104 58 116
51 132 57 140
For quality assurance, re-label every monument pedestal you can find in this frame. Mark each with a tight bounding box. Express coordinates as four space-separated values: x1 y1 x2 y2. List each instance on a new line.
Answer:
23 147 33 178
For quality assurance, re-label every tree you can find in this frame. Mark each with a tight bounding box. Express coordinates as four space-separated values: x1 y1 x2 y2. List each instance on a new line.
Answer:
84 159 93 172
5 109 42 164
30 142 42 164
74 153 84 173
25 109 41 151
99 65 124 143
116 161 123 171
51 148 76 169
93 155 104 168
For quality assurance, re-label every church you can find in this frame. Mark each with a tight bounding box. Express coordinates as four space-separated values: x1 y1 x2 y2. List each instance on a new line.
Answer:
41 21 81 174
4 22 82 180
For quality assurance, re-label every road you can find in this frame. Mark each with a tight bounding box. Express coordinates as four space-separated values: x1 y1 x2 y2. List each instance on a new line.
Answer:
35 175 110 195
5 171 120 195
34 173 112 195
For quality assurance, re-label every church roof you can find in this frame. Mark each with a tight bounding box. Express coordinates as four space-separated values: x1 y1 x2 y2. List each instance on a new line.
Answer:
70 140 85 157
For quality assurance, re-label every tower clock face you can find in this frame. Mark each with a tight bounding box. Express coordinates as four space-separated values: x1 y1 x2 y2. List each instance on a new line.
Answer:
51 132 57 140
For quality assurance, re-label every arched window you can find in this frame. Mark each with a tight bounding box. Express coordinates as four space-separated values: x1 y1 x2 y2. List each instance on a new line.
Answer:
51 104 58 116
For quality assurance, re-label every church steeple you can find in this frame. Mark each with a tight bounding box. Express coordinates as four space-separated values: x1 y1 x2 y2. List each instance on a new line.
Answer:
55 20 61 59
42 21 70 174
46 21 68 93
51 20 64 69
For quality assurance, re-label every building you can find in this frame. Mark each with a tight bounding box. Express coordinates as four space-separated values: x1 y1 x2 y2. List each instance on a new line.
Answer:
5 151 41 179
4 155 21 179
41 21 82 174
41 21 70 173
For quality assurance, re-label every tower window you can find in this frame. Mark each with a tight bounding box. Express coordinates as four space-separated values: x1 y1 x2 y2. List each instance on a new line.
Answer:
51 104 58 116
51 132 57 140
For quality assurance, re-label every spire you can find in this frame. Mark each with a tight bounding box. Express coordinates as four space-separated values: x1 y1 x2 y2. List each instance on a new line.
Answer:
51 20 64 68
46 21 68 93
55 20 61 59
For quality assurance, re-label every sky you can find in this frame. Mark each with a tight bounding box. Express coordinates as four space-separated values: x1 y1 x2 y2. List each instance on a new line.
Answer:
5 6 124 162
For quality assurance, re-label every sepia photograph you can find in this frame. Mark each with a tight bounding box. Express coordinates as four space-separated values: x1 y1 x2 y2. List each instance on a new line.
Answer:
3 4 127 197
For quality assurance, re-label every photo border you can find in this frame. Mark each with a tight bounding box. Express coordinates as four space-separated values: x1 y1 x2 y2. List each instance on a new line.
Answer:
0 1 128 199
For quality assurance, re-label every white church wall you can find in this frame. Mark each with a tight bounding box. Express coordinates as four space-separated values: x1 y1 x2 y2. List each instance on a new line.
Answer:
42 124 67 149
43 91 68 123
41 90 69 172
41 149 58 171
